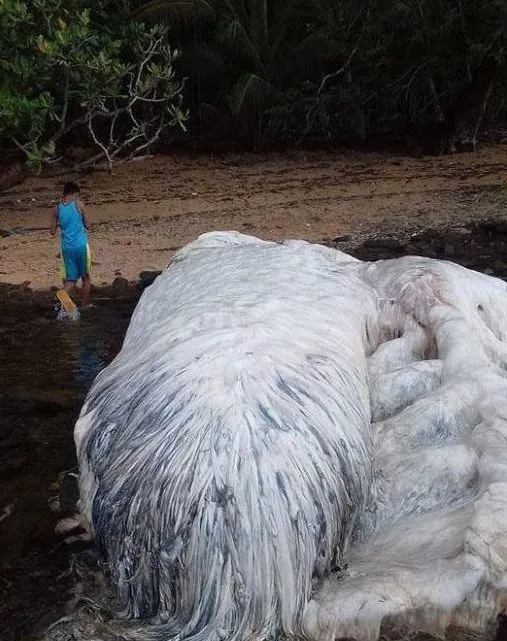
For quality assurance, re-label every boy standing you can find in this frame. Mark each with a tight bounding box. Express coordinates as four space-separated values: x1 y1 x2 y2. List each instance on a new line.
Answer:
50 182 92 307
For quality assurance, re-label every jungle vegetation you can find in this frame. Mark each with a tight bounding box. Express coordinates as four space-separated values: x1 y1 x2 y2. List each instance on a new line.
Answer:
1 0 506 172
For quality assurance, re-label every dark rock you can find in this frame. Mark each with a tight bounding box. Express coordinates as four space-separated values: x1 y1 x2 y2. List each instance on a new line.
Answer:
333 234 352 243
58 469 80 514
494 259 507 272
0 390 75 414
363 237 406 251
138 270 162 291
111 276 129 297
31 607 72 641
71 546 102 575
0 430 28 474
4 281 30 292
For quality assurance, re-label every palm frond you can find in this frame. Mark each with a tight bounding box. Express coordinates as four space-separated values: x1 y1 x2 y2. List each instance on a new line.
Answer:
229 72 281 114
130 0 214 25
219 18 264 73
247 0 267 50
291 33 340 81
269 0 307 60
176 41 226 78
217 0 251 27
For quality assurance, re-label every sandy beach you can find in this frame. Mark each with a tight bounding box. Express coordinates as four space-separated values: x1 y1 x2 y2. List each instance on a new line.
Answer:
1 144 506 289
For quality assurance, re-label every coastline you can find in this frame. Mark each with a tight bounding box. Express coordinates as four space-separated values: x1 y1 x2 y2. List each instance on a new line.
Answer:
1 145 506 290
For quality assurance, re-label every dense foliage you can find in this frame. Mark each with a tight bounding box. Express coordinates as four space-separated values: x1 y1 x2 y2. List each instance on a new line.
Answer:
1 0 506 167
0 0 187 169
132 0 507 153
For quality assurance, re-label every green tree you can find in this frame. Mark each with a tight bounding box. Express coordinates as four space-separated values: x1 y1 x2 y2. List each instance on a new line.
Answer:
0 0 187 170
18 0 504 155
297 0 507 153
131 0 312 149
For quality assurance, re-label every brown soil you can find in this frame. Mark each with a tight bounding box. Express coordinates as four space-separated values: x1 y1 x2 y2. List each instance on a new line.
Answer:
1 144 507 289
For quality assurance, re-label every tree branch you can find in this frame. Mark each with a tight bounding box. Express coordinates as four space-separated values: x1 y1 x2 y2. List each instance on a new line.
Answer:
317 5 370 96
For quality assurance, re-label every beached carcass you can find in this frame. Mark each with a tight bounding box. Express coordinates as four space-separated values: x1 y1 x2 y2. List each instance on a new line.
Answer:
68 231 507 641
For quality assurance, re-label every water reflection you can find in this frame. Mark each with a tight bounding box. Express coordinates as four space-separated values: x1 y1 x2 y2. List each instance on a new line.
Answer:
53 306 130 391
0 297 137 635
75 325 106 387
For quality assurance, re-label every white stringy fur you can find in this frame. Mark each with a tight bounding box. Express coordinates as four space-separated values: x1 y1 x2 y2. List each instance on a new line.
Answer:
72 231 507 641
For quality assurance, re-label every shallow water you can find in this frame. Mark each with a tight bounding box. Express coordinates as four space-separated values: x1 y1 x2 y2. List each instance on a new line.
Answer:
0 295 136 640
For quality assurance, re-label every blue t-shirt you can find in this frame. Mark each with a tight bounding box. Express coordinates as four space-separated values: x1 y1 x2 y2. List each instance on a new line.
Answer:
58 200 87 251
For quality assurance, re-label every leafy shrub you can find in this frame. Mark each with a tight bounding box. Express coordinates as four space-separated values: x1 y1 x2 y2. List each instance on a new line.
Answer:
0 0 187 169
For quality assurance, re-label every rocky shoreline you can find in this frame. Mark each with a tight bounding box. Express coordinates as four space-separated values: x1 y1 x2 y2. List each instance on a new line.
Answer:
2 218 506 318
329 218 507 278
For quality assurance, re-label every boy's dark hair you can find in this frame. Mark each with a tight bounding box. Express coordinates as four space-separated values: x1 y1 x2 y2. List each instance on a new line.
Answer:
63 182 80 196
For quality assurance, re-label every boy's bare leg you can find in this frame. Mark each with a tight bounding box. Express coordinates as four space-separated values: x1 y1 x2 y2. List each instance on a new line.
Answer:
64 280 76 294
82 274 91 307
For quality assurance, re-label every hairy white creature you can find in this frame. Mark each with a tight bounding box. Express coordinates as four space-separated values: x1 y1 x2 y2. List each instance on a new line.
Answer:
73 231 507 641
